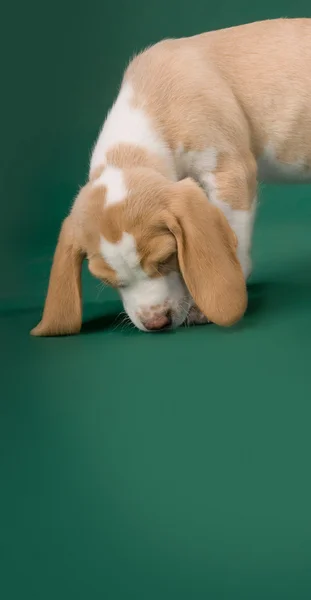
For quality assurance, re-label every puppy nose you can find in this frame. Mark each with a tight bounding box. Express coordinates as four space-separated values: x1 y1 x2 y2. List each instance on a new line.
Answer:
144 311 171 331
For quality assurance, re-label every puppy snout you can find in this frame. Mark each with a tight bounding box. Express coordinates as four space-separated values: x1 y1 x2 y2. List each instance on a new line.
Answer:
141 307 172 331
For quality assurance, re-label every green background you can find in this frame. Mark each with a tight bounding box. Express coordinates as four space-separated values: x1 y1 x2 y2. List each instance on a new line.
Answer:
2 1 311 598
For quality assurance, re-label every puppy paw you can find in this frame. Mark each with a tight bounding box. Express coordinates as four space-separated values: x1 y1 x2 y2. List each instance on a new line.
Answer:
240 256 252 281
186 306 211 326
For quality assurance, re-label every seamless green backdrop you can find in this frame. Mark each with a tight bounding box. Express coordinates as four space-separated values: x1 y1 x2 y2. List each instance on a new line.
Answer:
2 2 311 599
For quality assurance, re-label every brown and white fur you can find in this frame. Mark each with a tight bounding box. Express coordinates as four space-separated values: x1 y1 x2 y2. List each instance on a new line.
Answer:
31 18 311 335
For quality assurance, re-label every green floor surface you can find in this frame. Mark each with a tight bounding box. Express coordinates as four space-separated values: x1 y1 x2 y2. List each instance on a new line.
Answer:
2 1 311 598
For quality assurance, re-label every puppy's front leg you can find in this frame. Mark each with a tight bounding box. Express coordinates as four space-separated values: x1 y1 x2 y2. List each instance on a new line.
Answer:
201 153 257 281
227 205 256 281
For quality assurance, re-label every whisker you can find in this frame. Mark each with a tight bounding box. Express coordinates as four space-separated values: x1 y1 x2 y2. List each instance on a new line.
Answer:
95 281 106 300
112 313 130 332
121 319 134 333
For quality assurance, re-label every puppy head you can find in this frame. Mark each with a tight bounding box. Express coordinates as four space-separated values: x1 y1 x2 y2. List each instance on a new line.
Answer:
31 168 247 336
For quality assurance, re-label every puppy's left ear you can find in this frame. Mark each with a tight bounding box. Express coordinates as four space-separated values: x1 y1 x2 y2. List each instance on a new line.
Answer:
167 178 247 326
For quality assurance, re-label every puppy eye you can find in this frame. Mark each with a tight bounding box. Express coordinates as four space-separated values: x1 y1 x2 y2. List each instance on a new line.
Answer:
158 255 171 266
157 253 175 268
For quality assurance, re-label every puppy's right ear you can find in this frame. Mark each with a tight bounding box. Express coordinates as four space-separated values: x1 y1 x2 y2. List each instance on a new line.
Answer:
166 178 247 327
31 216 85 337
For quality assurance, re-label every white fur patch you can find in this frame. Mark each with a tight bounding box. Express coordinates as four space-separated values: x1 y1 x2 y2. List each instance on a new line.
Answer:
94 166 127 206
227 201 256 280
202 172 218 204
121 272 188 332
175 146 218 180
258 144 311 182
100 232 140 283
90 82 176 178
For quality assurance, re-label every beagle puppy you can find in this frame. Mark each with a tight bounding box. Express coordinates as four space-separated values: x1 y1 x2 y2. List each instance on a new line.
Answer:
31 18 311 335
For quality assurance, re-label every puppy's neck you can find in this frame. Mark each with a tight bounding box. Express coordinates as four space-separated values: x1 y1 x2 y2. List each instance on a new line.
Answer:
89 80 177 183
89 143 175 183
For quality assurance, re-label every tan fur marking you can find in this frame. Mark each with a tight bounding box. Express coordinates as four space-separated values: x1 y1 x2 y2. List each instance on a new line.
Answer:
89 164 106 181
106 144 170 177
212 153 258 210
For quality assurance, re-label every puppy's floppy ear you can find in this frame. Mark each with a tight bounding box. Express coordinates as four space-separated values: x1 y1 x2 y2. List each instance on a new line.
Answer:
167 178 247 326
31 215 85 336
